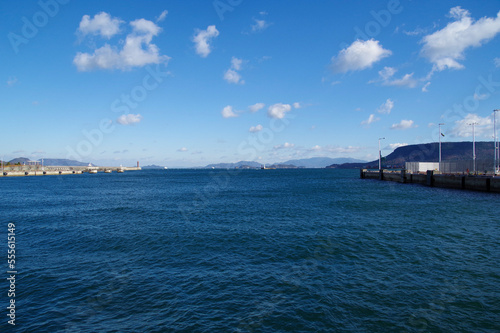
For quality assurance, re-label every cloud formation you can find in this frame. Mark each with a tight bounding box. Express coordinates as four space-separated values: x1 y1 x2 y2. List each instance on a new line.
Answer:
117 113 142 125
78 12 123 39
249 103 265 113
268 103 292 119
193 25 219 57
450 113 494 138
224 57 244 84
249 124 263 133
221 105 238 118
373 67 418 88
251 19 270 33
377 99 394 114
390 119 417 130
361 114 380 126
421 7 500 72
274 142 295 149
331 39 391 73
74 13 168 71
156 10 168 23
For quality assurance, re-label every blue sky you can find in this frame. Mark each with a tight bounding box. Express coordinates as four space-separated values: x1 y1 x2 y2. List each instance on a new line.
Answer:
2 0 500 167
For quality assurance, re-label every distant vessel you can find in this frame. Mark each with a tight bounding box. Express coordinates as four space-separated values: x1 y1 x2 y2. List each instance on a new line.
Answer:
164 167 168 169
88 169 97 174
104 169 112 173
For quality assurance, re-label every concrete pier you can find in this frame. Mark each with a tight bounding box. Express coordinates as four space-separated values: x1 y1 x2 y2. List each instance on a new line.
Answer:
1 166 141 178
360 169 500 193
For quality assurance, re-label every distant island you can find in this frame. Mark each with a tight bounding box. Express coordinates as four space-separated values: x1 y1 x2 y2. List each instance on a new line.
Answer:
202 157 366 169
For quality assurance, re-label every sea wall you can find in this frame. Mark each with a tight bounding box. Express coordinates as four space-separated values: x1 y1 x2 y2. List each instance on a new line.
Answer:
361 169 500 193
1 166 141 177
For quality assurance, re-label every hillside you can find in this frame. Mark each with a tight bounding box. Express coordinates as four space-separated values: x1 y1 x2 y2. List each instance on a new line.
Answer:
327 142 496 168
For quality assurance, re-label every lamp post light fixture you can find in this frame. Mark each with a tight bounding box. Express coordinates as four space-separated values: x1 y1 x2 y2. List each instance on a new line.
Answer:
494 110 499 175
439 123 445 166
469 122 478 174
378 137 385 171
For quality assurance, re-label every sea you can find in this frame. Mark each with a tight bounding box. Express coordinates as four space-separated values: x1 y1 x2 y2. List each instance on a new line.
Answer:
1 169 499 332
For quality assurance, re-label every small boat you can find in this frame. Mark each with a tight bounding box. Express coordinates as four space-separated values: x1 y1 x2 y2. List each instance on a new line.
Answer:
104 169 112 173
88 169 97 174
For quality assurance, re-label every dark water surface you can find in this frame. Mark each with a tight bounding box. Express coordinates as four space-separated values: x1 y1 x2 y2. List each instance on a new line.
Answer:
1 169 499 332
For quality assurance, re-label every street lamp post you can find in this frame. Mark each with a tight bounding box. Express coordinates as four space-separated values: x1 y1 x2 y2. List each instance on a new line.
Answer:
378 137 385 171
469 122 478 174
439 123 445 168
494 110 499 175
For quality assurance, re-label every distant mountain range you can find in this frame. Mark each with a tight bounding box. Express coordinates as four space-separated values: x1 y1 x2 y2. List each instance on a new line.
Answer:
203 161 262 169
142 165 167 169
203 157 366 169
282 157 366 168
5 157 94 166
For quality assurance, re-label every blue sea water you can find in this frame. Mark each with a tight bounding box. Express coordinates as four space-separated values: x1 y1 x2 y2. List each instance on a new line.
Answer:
1 169 499 332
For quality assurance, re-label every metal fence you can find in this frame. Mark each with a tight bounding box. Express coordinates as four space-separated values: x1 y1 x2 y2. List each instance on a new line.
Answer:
406 160 495 174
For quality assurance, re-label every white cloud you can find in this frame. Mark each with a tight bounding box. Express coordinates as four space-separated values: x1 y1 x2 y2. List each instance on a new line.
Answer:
311 145 322 151
422 82 431 92
156 10 168 23
403 27 427 36
387 143 408 150
192 25 219 57
372 67 417 88
249 124 263 132
293 102 301 109
74 16 168 71
231 57 243 70
274 142 295 149
249 103 265 113
361 114 380 126
378 66 397 80
267 103 292 119
177 147 188 152
221 105 238 118
78 12 123 39
495 57 500 67
223 57 245 84
377 99 394 114
117 113 142 125
251 19 269 32
390 119 417 130
224 69 243 84
450 113 494 138
331 39 391 73
421 7 500 72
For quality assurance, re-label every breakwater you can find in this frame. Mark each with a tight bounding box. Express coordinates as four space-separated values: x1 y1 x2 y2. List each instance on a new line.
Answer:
0 166 141 177
360 169 500 193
